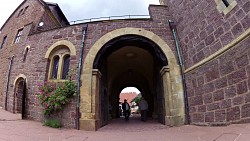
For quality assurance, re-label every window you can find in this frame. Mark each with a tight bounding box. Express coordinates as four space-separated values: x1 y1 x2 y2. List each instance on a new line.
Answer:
17 9 23 17
49 54 71 80
22 6 29 15
23 48 29 62
222 0 230 7
215 0 237 15
45 40 76 81
62 55 70 79
0 36 7 49
52 56 59 79
17 6 28 17
15 29 23 43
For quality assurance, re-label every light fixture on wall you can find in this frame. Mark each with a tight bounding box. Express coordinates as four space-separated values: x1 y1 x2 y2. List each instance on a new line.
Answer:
38 22 44 27
125 52 136 58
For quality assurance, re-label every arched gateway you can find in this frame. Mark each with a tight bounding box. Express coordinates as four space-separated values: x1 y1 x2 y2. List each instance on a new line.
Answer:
80 28 185 130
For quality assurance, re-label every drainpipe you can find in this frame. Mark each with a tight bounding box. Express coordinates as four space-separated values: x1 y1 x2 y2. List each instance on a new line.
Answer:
168 20 190 125
5 55 14 111
76 24 88 130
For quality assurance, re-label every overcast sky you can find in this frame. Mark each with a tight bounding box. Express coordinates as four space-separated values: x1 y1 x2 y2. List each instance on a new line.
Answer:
0 0 159 28
121 87 140 94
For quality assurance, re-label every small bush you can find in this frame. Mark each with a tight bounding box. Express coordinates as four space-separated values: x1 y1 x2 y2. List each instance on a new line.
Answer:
44 119 61 128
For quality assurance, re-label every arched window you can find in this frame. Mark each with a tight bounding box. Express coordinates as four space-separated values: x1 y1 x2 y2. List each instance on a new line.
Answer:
62 55 70 79
45 40 76 81
52 56 59 79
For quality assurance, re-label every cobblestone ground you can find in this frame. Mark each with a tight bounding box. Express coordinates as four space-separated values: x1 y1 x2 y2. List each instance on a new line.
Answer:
0 108 250 141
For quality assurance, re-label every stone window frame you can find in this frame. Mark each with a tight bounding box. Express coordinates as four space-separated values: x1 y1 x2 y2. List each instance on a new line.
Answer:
14 28 23 44
159 0 165 5
23 45 30 62
48 53 71 81
215 0 237 15
45 40 76 82
0 35 7 49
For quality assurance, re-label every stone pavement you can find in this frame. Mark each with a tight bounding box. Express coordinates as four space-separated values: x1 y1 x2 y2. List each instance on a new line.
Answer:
0 107 250 141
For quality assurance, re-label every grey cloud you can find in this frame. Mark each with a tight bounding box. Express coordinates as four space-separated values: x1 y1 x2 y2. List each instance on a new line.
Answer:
52 0 156 22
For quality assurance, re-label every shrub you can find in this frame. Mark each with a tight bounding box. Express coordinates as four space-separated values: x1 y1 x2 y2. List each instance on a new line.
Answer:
134 96 142 105
38 80 77 116
44 119 61 128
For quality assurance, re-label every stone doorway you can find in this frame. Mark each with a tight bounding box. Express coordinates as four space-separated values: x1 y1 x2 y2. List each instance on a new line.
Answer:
80 28 185 131
14 78 27 119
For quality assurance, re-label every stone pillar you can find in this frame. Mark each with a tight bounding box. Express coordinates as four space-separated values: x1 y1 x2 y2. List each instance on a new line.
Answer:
80 69 102 131
160 66 185 126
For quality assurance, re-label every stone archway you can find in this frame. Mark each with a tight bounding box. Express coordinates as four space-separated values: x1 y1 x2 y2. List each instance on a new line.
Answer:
80 28 185 131
44 40 76 58
13 74 27 119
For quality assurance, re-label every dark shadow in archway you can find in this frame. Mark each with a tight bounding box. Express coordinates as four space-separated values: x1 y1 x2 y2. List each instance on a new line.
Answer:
94 35 168 69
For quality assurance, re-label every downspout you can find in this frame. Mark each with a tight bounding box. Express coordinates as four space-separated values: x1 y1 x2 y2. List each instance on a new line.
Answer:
5 55 14 111
76 24 88 130
168 20 190 124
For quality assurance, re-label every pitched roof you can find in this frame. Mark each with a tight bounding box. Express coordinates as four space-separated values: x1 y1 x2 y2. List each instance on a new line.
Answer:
119 92 138 104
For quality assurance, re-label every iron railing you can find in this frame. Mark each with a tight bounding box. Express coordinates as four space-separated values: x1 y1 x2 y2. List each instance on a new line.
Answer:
70 15 150 25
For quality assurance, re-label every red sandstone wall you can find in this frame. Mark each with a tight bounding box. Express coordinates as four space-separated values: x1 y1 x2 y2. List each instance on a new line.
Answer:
163 0 250 124
165 0 249 68
186 37 250 124
83 5 175 58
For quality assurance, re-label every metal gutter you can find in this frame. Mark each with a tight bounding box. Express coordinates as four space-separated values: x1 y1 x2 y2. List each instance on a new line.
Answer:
5 55 14 110
168 20 190 124
76 24 88 130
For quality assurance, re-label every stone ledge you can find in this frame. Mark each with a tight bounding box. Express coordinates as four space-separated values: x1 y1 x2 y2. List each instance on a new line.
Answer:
191 122 230 126
79 118 100 131
165 115 185 126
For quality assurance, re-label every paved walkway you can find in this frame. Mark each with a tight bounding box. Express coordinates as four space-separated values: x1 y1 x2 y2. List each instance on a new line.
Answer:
0 108 250 141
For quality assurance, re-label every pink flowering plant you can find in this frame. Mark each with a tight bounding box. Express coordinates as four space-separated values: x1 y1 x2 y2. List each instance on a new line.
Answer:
38 80 77 116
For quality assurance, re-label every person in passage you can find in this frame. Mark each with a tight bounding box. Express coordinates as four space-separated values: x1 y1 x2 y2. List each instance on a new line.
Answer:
122 99 130 121
138 97 148 121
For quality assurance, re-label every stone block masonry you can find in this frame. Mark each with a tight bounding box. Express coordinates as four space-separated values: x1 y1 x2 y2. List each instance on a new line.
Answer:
165 0 249 69
186 36 250 124
162 0 250 125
